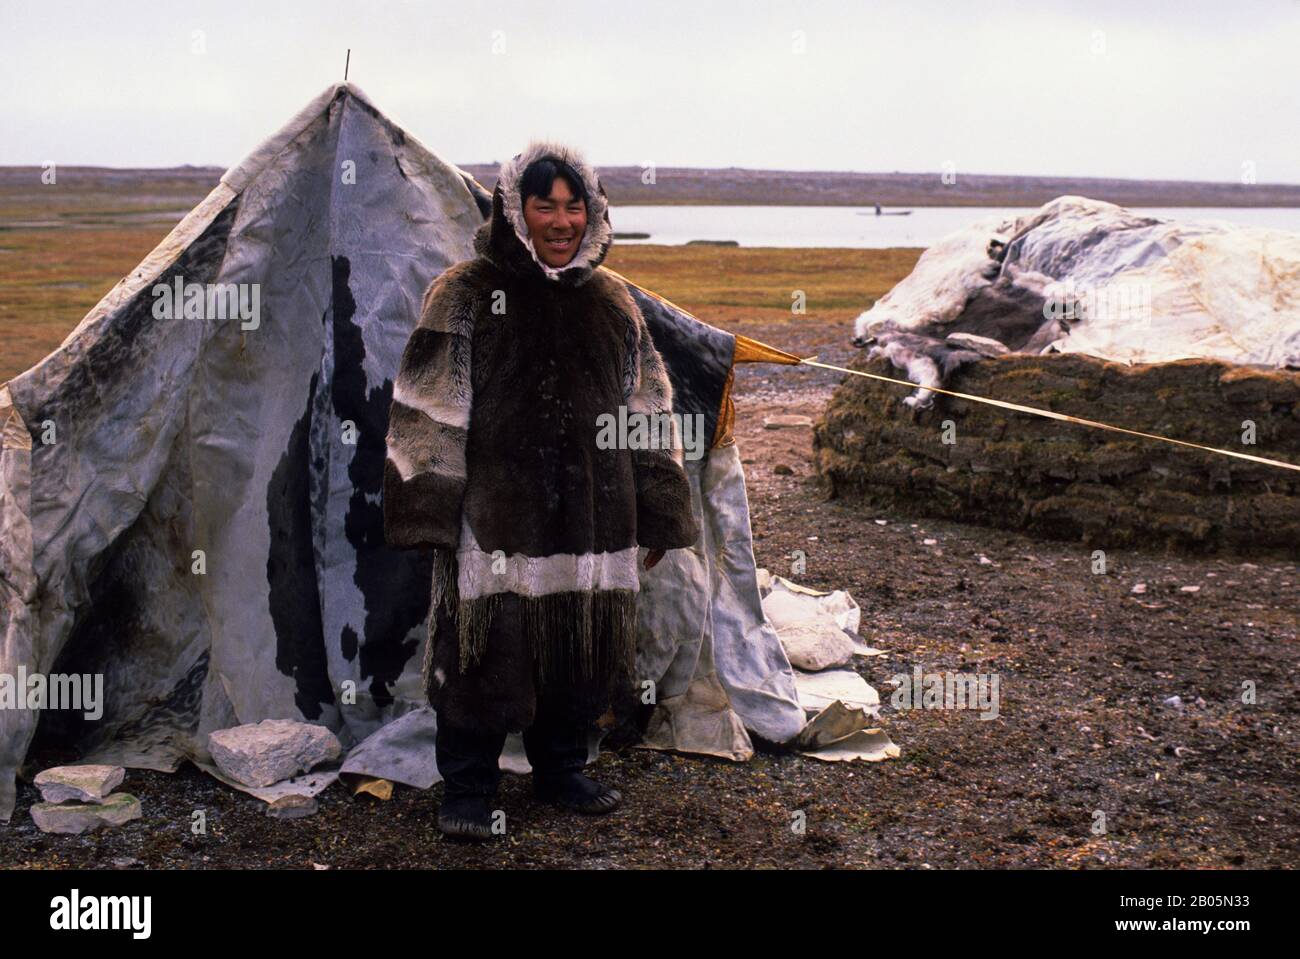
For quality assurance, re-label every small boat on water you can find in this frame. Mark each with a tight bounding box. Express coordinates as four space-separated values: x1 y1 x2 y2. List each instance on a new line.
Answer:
858 204 913 216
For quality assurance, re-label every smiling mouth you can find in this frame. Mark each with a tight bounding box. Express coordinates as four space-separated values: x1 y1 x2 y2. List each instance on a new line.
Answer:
545 236 574 250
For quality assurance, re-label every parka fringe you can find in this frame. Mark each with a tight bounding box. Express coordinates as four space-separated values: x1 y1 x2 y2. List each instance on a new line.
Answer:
420 547 462 702
430 546 460 617
419 548 638 708
454 588 638 689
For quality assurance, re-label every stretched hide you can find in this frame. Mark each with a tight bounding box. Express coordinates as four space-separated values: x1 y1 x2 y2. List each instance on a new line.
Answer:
853 196 1300 406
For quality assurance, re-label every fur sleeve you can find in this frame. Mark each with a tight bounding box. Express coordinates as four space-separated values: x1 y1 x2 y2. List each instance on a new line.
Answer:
620 289 701 551
382 267 476 551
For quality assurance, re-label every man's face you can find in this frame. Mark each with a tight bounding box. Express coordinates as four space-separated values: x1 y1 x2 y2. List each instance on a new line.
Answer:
523 176 588 268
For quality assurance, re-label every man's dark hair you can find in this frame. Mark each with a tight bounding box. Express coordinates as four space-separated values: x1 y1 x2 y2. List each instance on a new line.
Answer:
519 157 589 207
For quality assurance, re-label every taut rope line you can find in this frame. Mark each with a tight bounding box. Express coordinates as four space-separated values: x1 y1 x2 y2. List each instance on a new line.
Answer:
800 357 1300 475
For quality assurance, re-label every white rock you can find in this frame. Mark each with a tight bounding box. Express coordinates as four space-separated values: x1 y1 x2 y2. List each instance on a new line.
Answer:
762 584 859 671
780 624 857 671
208 719 342 788
1163 695 1184 709
30 793 141 834
34 764 124 804
1131 583 1147 595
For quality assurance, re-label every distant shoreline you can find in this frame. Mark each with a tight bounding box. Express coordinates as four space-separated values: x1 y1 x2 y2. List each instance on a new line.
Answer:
463 164 1300 208
3 165 1299 209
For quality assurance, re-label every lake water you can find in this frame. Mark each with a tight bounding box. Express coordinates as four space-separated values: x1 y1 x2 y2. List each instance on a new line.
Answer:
609 205 1300 249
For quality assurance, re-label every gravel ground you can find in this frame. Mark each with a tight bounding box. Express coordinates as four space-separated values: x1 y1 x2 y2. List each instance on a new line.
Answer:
2 314 1296 870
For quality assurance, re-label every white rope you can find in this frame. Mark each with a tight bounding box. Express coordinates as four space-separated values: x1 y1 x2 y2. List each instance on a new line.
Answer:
801 357 1300 474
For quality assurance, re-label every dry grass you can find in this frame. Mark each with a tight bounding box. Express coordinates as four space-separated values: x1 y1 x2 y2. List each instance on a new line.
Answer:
0 228 170 381
605 244 921 337
1 219 921 383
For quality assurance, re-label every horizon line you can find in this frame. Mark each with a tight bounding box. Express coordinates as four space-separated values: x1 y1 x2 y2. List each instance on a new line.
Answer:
1 162 1297 192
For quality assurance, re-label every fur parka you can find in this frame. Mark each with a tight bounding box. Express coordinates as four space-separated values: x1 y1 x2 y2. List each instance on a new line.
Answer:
382 141 700 733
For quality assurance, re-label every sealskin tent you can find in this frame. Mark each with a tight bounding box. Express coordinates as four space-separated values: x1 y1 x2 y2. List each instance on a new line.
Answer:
0 83 810 821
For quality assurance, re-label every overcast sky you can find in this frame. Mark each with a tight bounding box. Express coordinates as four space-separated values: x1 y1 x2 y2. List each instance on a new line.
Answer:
3 0 1298 183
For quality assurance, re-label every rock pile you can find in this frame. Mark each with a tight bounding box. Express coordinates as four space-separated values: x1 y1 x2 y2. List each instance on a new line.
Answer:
30 765 141 834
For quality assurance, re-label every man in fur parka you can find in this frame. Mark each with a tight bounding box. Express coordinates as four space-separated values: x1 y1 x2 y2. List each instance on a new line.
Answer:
383 141 700 839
